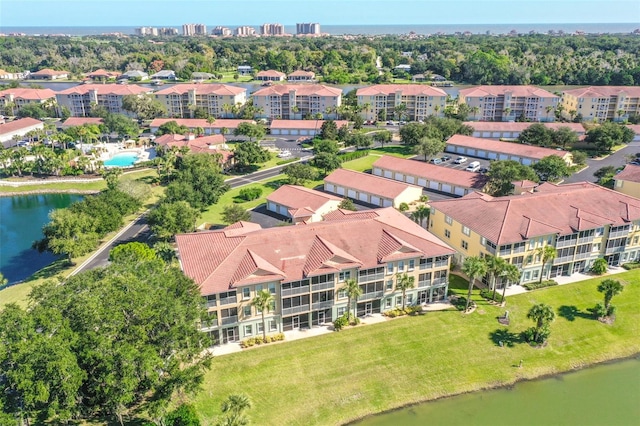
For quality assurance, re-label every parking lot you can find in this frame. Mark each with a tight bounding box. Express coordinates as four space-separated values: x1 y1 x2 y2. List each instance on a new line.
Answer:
425 153 493 173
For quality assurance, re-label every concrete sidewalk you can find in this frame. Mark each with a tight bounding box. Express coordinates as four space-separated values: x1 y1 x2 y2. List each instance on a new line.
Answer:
503 266 628 296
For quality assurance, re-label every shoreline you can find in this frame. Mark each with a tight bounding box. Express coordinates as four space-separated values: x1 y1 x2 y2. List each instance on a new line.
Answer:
0 189 100 197
345 351 640 425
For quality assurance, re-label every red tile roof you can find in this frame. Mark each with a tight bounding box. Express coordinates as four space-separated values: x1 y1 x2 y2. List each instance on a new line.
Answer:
270 119 349 130
86 69 121 78
30 68 69 77
267 185 341 218
614 164 640 184
447 134 568 161
325 168 422 199
175 207 454 295
154 83 246 96
0 88 57 100
150 118 254 130
253 84 342 97
430 182 640 245
372 155 488 189
464 121 585 134
61 117 104 127
57 83 151 96
562 86 640 98
256 70 286 78
288 70 315 77
512 179 538 188
459 85 559 99
0 117 43 135
356 84 447 97
155 133 226 148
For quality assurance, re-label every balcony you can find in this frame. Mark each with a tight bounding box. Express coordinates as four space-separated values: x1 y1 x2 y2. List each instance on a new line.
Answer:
312 300 333 310
359 291 384 301
219 296 237 306
605 246 626 255
419 262 433 271
220 315 238 326
553 255 575 265
435 260 448 268
574 251 593 260
206 299 217 309
418 279 431 288
281 285 310 297
282 304 310 316
358 272 384 282
609 229 630 239
311 281 334 292
578 236 594 245
433 277 447 286
556 239 577 249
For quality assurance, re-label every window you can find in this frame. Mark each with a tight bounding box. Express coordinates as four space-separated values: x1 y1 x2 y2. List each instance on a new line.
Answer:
396 296 402 306
242 288 251 300
407 294 413 303
398 261 404 271
444 230 451 239
244 325 252 336
257 323 264 333
386 279 394 290
445 215 453 225
337 307 347 317
634 236 639 245
339 271 351 282
268 283 276 294
529 239 536 250
270 320 277 331
532 270 539 279
408 260 415 271
243 306 251 317
595 227 604 237
462 226 470 236
387 263 395 275
385 298 392 308
338 289 347 299
461 240 468 250
524 271 531 281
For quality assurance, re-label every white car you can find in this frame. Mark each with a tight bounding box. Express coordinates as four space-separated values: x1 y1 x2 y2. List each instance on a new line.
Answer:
277 150 292 158
454 156 468 164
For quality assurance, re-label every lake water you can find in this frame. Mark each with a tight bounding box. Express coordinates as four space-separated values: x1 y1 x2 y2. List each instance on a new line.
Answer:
0 194 83 284
358 357 640 426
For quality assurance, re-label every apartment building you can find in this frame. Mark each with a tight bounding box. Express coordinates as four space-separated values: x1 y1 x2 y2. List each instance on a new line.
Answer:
429 182 640 287
182 24 207 36
260 23 285 36
296 23 321 35
154 84 247 118
613 164 640 199
458 85 559 122
356 84 447 122
0 88 57 115
135 27 158 36
561 86 640 122
235 26 257 37
0 118 44 143
55 84 152 117
252 84 342 120
212 26 232 37
175 207 454 344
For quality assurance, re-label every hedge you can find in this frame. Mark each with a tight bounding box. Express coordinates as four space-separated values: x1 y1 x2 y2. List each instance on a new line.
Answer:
523 280 558 291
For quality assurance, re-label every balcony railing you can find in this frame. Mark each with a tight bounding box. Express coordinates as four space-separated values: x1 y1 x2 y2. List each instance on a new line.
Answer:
419 263 433 270
433 277 447 286
605 246 625 255
282 304 310 316
312 300 333 310
358 273 384 282
359 291 384 301
281 285 310 297
553 255 575 265
435 260 448 268
220 315 238 326
556 239 577 249
311 282 334 292
219 296 237 306
574 252 593 260
418 279 431 288
205 299 217 308
578 236 594 244
609 229 630 239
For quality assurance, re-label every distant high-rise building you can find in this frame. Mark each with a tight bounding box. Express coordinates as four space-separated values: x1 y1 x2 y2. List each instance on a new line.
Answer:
158 27 178 36
212 26 232 37
135 27 158 36
183 23 207 36
235 26 256 37
296 23 320 35
260 23 285 36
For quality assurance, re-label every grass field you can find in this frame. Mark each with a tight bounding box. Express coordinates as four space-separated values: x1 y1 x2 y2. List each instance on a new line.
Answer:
340 146 414 172
192 271 640 425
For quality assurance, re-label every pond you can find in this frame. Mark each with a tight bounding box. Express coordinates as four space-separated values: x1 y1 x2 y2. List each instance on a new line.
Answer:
0 193 83 284
357 357 640 426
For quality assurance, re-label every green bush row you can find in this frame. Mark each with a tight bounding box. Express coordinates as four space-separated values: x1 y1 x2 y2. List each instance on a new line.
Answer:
479 288 504 303
523 280 558 291
621 262 640 270
383 305 422 318
240 333 285 348
338 150 369 163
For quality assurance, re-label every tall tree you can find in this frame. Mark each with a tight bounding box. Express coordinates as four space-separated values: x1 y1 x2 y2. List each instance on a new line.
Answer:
373 130 392 148
221 204 251 224
597 279 623 313
535 245 557 283
500 263 521 305
395 273 416 311
147 200 199 240
532 155 571 182
251 289 274 341
518 123 554 147
486 160 538 196
413 137 445 161
526 303 555 343
34 209 99 264
341 278 362 322
283 163 318 185
485 255 508 300
461 256 487 312
233 141 270 171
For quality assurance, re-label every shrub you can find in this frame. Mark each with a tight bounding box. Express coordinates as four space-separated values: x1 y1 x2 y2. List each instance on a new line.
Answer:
333 314 349 331
274 333 285 341
592 303 607 319
523 280 558 291
419 195 429 202
590 258 608 275
164 403 201 426
254 336 264 345
398 202 409 212
338 150 369 163
480 288 504 303
238 187 263 201
451 296 467 311
521 326 550 345
622 262 640 270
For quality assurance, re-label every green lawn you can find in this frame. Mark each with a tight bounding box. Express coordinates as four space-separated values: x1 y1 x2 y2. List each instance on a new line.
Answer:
215 71 254 83
192 271 640 425
341 146 414 173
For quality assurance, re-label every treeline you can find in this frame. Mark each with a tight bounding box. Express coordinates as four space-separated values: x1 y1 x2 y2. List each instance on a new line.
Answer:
1 34 639 85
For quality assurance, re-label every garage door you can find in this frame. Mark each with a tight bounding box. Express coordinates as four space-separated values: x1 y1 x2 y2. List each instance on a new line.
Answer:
513 132 521 138
278 205 288 216
454 187 466 196
272 129 281 135
371 196 381 205
372 168 382 176
417 178 427 187
488 152 498 160
300 130 308 136
522 158 533 166
499 154 509 160
492 132 500 138
394 172 404 181
358 192 368 202
406 175 415 184
383 199 392 207
336 186 345 195
429 181 439 190
477 150 486 158
384 170 392 178
267 201 277 212
456 146 465 154
347 189 356 198
482 132 491 138
325 183 335 192
441 184 452 193
467 149 477 157
281 129 289 135
291 130 299 136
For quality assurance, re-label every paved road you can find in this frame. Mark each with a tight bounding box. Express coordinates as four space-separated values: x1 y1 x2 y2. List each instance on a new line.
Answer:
564 141 640 184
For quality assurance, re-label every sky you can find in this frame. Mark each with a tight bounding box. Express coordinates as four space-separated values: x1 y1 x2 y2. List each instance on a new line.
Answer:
1 0 638 27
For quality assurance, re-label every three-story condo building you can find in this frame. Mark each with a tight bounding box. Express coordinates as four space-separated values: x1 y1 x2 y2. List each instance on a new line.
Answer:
356 84 447 122
458 85 559 122
155 84 247 118
175 208 454 344
56 84 152 117
252 84 342 120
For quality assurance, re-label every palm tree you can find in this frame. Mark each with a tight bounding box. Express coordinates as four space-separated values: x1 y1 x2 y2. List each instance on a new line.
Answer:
597 279 623 312
545 105 555 121
206 115 216 135
395 273 415 311
410 205 430 228
527 303 555 343
500 263 521 305
616 109 625 122
535 246 557 283
251 289 274 340
471 105 480 120
0 272 7 288
394 102 408 122
503 107 511 121
290 105 300 119
220 393 252 426
485 255 508 301
461 256 488 312
341 278 362 322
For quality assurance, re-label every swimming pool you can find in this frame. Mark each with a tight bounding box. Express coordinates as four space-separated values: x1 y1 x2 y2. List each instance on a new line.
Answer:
103 152 139 167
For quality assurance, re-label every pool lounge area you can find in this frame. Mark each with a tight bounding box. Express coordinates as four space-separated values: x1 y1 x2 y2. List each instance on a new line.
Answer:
102 146 155 168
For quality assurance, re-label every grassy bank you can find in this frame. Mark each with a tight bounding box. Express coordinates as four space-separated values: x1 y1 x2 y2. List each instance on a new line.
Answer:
192 271 640 425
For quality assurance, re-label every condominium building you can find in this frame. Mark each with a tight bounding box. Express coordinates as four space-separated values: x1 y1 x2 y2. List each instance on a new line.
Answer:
212 26 232 37
0 88 57 115
154 84 247 118
182 23 207 36
561 86 640 122
175 207 454 344
356 84 447 122
135 27 158 36
429 182 640 287
235 26 256 37
260 23 285 36
613 164 640 199
252 84 342 119
158 27 179 36
55 84 152 117
296 23 321 35
458 85 559 122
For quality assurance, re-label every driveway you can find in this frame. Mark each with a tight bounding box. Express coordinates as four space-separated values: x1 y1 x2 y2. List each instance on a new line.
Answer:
564 141 640 184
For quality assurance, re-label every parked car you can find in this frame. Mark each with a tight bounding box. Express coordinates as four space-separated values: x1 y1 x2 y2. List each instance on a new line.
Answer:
277 150 292 158
441 155 451 162
465 161 481 172
430 158 443 165
454 156 468 164
479 167 489 174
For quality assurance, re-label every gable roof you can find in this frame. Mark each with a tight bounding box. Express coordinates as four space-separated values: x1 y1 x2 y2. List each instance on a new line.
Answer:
86 69 121 78
175 207 455 295
614 164 640 184
447 134 568 160
356 84 447 97
256 70 287 78
459 85 559 99
270 119 349 130
150 118 254 130
562 86 640 99
253 84 342 97
325 168 422 199
57 84 151 96
464 121 585 134
0 117 43 135
288 70 315 77
372 155 488 189
430 181 640 245
267 185 341 218
154 83 246 96
31 68 69 77
0 88 57 101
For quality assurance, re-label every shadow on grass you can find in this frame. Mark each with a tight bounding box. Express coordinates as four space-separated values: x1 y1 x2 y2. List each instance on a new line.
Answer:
558 305 594 322
372 145 412 155
489 328 522 348
263 178 288 190
25 258 70 283
138 175 158 185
